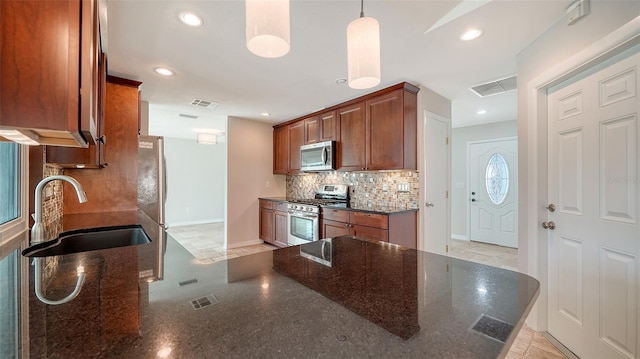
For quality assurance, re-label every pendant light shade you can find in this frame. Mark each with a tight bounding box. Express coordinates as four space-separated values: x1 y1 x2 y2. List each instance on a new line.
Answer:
245 0 290 58
347 6 380 90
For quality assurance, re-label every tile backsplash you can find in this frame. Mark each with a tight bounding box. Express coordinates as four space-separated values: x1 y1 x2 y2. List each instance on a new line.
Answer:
286 171 419 209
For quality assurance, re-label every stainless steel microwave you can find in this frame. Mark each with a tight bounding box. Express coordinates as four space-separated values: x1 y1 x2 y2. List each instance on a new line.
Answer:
300 140 335 171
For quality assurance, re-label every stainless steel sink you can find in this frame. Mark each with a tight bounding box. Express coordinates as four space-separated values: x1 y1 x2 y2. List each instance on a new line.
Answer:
22 224 152 257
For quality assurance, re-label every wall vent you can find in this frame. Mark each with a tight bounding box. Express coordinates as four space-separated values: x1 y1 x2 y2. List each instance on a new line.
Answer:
178 113 199 119
190 98 219 109
469 76 517 97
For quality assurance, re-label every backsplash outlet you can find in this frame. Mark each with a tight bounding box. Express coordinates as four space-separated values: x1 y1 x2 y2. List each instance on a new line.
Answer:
286 171 419 209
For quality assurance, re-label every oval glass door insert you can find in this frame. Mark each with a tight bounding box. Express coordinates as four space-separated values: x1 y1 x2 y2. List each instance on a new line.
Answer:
485 153 509 205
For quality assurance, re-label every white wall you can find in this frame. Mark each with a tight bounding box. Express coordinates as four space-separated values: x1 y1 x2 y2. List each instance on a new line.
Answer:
164 137 226 227
226 117 286 249
451 120 517 239
516 4 639 330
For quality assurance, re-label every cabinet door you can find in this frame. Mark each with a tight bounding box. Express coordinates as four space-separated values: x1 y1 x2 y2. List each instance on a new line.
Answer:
274 210 289 247
273 126 289 174
337 102 366 171
259 207 274 242
321 219 350 239
365 90 404 170
319 110 336 141
351 225 389 243
303 116 319 144
288 121 304 173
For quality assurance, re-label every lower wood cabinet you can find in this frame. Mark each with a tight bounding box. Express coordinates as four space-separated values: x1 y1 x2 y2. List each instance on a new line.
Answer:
321 208 416 249
259 199 289 247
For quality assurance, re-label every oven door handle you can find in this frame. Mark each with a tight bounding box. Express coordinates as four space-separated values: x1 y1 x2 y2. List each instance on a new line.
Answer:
301 214 318 219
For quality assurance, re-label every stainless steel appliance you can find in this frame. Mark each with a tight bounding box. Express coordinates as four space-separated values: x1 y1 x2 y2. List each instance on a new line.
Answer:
138 135 166 225
299 238 334 267
287 184 348 246
300 140 335 172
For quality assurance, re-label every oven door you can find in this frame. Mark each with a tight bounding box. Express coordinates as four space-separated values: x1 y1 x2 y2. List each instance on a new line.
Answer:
288 211 319 246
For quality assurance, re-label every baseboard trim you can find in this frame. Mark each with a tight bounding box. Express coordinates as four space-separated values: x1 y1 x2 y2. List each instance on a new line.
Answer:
166 218 224 228
541 332 580 359
451 234 468 241
226 239 264 249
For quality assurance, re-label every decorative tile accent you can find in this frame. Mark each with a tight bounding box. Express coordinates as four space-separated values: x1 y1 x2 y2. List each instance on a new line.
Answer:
286 171 420 209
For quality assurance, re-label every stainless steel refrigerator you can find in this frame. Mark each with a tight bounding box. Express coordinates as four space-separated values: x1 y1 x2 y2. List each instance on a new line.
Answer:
138 135 166 226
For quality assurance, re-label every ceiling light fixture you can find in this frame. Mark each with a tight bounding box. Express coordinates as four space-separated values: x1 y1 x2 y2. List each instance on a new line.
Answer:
347 0 380 90
245 0 290 58
460 28 483 41
179 12 203 27
154 67 174 76
197 133 218 145
261 112 271 116
476 109 487 115
336 78 347 84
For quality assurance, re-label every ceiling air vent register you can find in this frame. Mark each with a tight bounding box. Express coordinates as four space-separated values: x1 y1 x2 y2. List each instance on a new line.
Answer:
190 98 220 109
469 76 517 98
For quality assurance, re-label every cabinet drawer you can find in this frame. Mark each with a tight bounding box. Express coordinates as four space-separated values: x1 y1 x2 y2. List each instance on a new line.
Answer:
275 202 289 212
259 199 274 209
322 208 350 222
350 211 388 229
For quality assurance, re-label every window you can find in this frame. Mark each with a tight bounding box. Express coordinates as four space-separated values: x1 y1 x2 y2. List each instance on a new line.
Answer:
0 142 20 225
485 153 509 205
0 142 28 248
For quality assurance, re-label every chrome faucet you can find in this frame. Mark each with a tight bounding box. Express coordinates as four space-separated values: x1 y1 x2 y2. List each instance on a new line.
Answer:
30 175 88 305
31 175 87 245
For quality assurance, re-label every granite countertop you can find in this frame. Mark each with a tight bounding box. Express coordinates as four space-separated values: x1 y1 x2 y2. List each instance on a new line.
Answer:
11 216 539 358
259 197 418 214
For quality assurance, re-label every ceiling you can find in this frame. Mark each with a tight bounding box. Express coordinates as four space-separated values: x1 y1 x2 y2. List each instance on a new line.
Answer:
105 0 572 140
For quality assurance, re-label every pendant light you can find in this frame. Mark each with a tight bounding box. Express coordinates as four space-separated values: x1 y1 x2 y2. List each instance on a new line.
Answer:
347 0 380 89
245 0 290 58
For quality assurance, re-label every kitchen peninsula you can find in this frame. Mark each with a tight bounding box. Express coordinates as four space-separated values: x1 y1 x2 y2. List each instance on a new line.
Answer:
9 214 539 359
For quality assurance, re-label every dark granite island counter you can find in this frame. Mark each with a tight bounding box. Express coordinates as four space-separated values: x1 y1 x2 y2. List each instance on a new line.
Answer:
9 219 539 358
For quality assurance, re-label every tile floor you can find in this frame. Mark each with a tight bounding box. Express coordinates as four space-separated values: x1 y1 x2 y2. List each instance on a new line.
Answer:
166 223 571 359
166 222 276 264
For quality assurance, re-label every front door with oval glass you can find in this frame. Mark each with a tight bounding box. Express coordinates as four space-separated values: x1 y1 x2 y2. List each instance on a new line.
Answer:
468 139 518 248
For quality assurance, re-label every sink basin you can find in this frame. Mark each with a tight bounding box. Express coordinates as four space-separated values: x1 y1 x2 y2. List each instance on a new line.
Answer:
22 224 152 257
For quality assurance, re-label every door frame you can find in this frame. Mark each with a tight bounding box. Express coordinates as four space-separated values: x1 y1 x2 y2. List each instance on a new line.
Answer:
523 17 640 331
466 136 518 246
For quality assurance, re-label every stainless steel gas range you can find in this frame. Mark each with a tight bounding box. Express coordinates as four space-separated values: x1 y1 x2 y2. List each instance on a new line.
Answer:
286 184 348 246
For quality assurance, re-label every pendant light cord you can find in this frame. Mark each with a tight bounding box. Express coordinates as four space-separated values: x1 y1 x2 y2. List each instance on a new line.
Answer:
360 0 364 18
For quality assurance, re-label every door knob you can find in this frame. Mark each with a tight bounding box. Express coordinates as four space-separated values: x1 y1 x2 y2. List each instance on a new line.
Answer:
425 202 434 207
471 198 477 202
542 221 556 230
546 204 556 212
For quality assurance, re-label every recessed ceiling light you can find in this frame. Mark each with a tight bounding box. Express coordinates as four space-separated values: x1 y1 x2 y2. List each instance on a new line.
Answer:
476 109 487 115
261 112 271 117
460 28 483 41
179 12 203 27
336 78 347 84
154 67 174 76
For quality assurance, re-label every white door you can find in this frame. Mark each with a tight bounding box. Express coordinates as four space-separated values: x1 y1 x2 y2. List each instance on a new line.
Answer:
547 47 639 359
423 112 450 255
468 139 518 247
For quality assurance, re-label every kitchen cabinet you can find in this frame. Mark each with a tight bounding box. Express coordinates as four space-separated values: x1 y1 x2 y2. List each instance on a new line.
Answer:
0 0 103 148
259 199 288 247
273 126 289 174
319 110 336 141
46 53 108 168
288 122 304 173
303 116 319 144
336 103 366 171
321 208 417 249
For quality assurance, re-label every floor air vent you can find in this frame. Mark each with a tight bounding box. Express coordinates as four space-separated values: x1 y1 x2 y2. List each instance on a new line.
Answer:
178 278 198 286
470 314 514 343
190 294 219 310
469 75 517 97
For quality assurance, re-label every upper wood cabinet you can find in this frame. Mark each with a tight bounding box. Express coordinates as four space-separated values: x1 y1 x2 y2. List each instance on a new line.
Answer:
336 102 366 171
288 121 304 173
272 82 418 174
0 0 102 147
303 116 319 144
319 110 336 141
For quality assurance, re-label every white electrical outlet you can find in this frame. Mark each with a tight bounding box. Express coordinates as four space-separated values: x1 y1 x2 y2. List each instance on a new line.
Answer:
382 184 389 191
